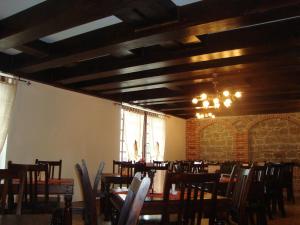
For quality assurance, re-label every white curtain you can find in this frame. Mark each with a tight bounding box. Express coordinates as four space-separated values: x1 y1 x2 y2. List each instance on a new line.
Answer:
121 109 144 161
146 115 166 162
0 77 17 154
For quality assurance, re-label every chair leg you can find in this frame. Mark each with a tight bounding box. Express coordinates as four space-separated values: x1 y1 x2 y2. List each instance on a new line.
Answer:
278 191 286 217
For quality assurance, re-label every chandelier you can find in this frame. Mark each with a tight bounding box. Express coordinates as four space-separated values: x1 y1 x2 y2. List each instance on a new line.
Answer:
192 80 242 119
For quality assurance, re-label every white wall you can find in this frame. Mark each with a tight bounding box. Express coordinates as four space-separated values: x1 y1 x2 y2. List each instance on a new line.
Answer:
165 116 186 160
6 82 121 200
6 81 186 200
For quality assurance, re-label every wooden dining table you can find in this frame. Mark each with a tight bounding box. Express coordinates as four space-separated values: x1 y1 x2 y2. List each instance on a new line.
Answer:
0 214 51 225
11 178 74 225
110 189 231 222
101 163 169 219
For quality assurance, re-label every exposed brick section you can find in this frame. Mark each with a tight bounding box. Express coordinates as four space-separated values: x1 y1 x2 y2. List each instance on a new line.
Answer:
236 132 248 162
186 112 300 196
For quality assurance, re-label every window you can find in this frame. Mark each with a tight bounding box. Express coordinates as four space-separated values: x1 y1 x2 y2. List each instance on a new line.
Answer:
0 73 17 168
120 106 166 162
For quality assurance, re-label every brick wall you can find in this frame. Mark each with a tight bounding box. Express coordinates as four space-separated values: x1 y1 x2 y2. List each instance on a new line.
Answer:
186 112 300 196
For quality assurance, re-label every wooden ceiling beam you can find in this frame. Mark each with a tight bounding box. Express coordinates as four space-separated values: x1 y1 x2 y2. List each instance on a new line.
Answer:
0 0 147 50
11 1 300 73
40 18 300 85
83 63 300 94
66 46 300 90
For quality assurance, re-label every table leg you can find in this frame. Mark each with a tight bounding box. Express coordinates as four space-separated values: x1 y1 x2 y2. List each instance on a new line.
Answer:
64 195 72 225
104 182 111 221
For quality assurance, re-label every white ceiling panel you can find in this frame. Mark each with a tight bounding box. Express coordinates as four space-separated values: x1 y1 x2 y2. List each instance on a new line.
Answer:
0 48 22 55
0 0 46 20
171 0 202 6
40 15 122 43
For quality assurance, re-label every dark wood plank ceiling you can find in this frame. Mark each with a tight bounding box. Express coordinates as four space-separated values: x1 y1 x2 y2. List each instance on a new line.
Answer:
1 0 299 118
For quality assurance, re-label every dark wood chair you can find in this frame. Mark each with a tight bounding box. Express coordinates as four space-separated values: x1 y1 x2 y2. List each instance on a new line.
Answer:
0 169 26 215
113 160 134 188
282 162 295 203
75 163 97 225
35 159 62 204
220 161 238 174
35 159 62 179
247 165 268 225
229 166 254 225
7 161 53 213
190 162 206 174
153 161 169 168
76 162 150 225
117 173 151 225
93 161 105 196
225 165 238 198
161 172 220 225
265 163 286 218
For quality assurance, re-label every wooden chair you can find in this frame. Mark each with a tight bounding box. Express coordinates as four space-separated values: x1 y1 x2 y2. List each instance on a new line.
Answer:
153 161 169 168
229 166 254 225
76 162 150 225
72 160 105 217
113 160 134 188
75 163 97 225
0 169 26 215
35 159 62 204
161 172 220 225
35 159 62 179
247 165 267 225
190 162 206 174
117 173 151 225
93 161 105 196
7 161 51 213
265 163 286 218
281 162 295 203
225 165 238 198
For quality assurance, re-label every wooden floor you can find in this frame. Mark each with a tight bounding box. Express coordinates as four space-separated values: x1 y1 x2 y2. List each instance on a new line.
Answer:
268 199 300 225
73 199 300 225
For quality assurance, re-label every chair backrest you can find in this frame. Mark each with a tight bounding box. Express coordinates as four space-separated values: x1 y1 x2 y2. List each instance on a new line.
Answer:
117 173 151 225
35 159 62 179
231 166 253 214
265 163 284 193
220 161 238 174
75 162 97 225
153 161 169 168
162 172 220 225
247 165 266 202
93 161 105 194
8 161 49 209
190 162 206 174
113 161 134 187
225 165 238 198
0 169 26 215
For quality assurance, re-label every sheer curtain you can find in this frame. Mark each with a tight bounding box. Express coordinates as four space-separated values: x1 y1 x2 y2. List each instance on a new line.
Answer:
146 115 166 162
0 76 17 154
121 109 144 161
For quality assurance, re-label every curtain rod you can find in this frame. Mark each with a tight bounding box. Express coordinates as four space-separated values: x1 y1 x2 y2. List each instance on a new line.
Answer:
114 102 169 118
0 72 31 85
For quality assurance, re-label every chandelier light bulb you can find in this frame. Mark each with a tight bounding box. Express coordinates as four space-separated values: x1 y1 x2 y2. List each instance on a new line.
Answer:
214 103 220 109
223 90 230 97
213 98 219 104
235 91 242 98
224 98 232 108
208 112 212 116
200 93 207 100
192 98 198 104
212 115 216 118
196 113 201 119
203 100 210 108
